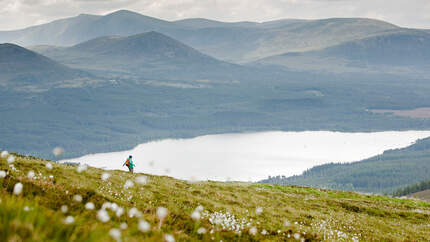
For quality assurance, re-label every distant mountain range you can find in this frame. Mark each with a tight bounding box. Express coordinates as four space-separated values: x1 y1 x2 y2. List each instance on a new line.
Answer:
0 43 93 90
1 9 424 65
255 29 430 74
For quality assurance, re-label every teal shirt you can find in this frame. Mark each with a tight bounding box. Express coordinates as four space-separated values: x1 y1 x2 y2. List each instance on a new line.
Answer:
128 158 134 168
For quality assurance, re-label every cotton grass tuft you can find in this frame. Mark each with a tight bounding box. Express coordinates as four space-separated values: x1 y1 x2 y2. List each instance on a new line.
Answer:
123 180 134 189
52 147 64 157
73 194 83 203
7 155 15 164
249 227 257 235
27 170 35 179
76 164 88 173
164 234 175 242
197 227 207 234
45 163 53 170
109 228 121 242
101 172 111 181
97 209 110 222
13 183 23 195
0 150 8 158
61 205 68 213
138 220 151 232
85 202 95 210
135 175 148 185
63 216 75 225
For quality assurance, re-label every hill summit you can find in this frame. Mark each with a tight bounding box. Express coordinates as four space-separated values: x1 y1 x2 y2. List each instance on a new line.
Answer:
0 43 89 87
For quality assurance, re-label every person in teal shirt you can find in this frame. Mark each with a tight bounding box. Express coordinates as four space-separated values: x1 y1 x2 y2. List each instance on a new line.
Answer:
123 155 135 173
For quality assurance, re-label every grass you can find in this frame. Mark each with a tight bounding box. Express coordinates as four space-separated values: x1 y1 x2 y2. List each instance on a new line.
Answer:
1 153 430 241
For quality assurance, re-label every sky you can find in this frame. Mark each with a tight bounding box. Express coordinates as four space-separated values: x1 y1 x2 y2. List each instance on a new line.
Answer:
0 0 429 30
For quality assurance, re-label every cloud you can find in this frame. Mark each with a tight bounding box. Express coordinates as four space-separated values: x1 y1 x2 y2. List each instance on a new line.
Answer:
0 0 429 30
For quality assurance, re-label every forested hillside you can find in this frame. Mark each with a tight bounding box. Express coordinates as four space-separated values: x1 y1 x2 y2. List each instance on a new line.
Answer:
261 137 430 194
394 179 430 197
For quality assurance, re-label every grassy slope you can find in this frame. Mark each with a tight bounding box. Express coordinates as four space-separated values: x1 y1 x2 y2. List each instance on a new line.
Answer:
1 154 430 241
410 190 430 201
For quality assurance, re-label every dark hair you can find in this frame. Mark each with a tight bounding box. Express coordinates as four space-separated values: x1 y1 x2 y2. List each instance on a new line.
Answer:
129 155 132 158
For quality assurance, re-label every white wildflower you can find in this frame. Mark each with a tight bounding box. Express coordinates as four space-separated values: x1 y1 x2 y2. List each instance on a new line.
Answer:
284 219 291 227
255 207 263 215
0 150 8 158
128 207 142 218
102 202 112 210
138 220 151 232
63 216 75 225
293 233 301 240
135 175 148 185
85 202 95 210
27 170 35 179
49 175 54 179
261 229 267 235
249 227 257 235
23 206 30 211
13 183 23 195
45 163 53 170
109 228 121 242
76 164 88 173
97 209 110 222
7 155 15 164
110 203 118 212
101 172 111 181
73 194 83 203
191 210 201 221
52 147 64 157
196 205 204 212
123 180 134 189
164 234 175 242
0 170 6 178
116 207 124 217
157 207 168 220
61 205 68 213
197 227 207 234
120 223 128 230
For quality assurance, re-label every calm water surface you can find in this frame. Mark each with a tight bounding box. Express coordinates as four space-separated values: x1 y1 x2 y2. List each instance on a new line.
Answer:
60 131 430 181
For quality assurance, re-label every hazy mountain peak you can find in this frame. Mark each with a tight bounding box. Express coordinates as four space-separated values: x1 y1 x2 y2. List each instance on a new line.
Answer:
0 43 89 87
105 9 143 17
0 43 44 61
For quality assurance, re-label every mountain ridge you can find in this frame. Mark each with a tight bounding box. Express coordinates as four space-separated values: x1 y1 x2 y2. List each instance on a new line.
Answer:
0 10 408 62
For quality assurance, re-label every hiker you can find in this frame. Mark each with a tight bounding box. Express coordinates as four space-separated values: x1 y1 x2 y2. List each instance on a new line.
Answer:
123 155 135 173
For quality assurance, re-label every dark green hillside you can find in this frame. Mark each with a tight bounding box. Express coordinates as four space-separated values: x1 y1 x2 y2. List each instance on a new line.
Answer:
261 137 430 194
0 43 92 88
394 179 430 198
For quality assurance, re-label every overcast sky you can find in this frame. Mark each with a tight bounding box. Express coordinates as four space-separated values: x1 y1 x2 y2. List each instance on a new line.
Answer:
0 0 429 30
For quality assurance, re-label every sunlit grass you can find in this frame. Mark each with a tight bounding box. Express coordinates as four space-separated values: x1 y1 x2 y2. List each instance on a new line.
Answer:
1 153 430 241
